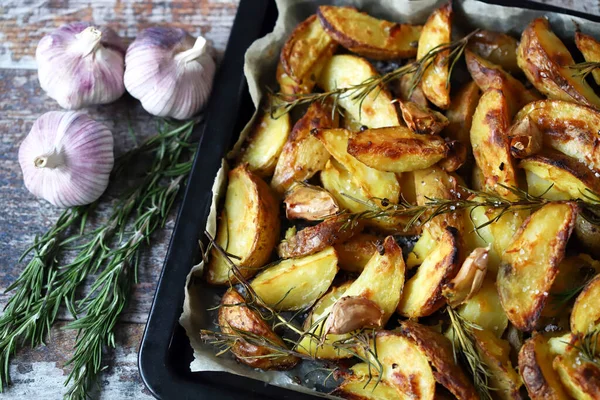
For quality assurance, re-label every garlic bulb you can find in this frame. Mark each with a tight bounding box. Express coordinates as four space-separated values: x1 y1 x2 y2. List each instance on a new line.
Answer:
18 111 114 208
36 23 126 109
124 28 216 120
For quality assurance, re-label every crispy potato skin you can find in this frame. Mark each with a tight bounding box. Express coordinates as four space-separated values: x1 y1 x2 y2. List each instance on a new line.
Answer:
400 321 478 400
347 126 448 173
207 166 280 285
518 333 571 400
399 101 449 135
571 274 600 334
554 342 600 400
277 214 362 259
317 6 421 60
334 233 381 272
218 289 299 370
417 2 452 109
517 18 600 109
497 202 578 331
576 31 600 85
468 30 520 75
271 100 337 194
444 80 481 155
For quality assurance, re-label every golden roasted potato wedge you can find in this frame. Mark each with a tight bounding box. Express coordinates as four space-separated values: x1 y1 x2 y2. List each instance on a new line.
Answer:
576 31 600 85
398 227 459 318
472 329 524 399
571 274 600 334
400 321 478 400
218 289 299 370
250 247 338 311
317 6 421 60
271 100 337 194
334 233 381 272
470 88 519 199
519 333 570 400
395 67 429 107
315 128 400 201
487 208 528 259
277 214 362 259
399 101 449 135
444 80 481 154
283 183 339 221
332 376 403 399
207 166 280 285
318 55 400 128
458 277 508 336
239 106 290 177
525 170 570 200
468 30 520 75
465 49 540 116
347 126 448 173
417 2 452 109
517 18 600 109
554 340 600 400
519 152 600 201
498 202 578 331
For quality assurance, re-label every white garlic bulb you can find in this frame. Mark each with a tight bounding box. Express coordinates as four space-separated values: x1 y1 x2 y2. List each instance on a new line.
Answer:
124 28 216 120
18 111 114 208
36 23 126 109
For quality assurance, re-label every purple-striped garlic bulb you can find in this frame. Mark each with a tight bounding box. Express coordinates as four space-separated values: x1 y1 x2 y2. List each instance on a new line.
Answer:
124 27 216 120
36 23 126 109
19 111 114 208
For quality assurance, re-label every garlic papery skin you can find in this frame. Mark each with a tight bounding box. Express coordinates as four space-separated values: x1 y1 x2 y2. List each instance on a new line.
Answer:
18 111 114 208
36 23 127 110
124 28 216 120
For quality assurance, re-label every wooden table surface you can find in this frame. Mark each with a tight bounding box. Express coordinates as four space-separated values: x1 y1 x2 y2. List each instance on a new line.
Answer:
0 0 598 398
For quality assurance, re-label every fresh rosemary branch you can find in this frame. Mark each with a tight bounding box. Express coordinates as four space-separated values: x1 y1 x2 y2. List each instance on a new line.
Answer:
569 61 600 80
571 329 600 367
270 30 478 119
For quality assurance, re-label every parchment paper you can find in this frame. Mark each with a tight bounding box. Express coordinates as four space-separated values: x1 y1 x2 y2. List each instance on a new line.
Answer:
179 0 600 397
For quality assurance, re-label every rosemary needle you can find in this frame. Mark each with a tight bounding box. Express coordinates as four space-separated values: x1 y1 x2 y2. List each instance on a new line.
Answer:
569 61 600 80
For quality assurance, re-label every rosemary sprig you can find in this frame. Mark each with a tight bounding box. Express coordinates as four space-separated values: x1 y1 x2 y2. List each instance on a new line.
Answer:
270 30 479 119
571 329 600 367
569 61 600 80
447 307 494 400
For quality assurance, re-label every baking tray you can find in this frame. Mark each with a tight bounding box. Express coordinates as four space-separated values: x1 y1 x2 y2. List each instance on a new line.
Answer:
138 1 600 399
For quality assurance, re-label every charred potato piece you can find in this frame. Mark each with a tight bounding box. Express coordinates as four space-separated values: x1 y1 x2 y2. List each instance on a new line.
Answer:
517 18 600 109
250 247 338 311
317 6 422 60
318 55 400 128
395 67 429 107
458 277 508 336
468 30 520 75
277 214 362 259
470 88 519 199
283 183 339 221
398 227 459 318
399 101 449 135
400 321 478 400
347 126 448 173
444 80 481 155
554 340 600 400
519 152 600 201
519 333 571 400
218 289 299 369
576 31 600 85
207 166 280 285
315 128 400 201
498 202 578 331
271 100 337 194
334 233 381 272
571 274 600 334
417 2 452 109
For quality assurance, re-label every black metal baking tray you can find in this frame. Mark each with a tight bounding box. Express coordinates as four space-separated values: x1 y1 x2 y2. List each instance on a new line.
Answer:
138 1 600 399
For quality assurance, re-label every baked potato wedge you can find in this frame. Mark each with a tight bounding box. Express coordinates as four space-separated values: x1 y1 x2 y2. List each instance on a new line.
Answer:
417 2 452 109
497 202 578 331
315 128 400 201
518 333 570 400
317 6 422 60
398 101 449 135
277 214 362 259
444 80 481 154
218 289 299 370
395 67 429 107
207 166 280 285
571 274 600 334
250 247 338 311
331 376 403 400
519 152 600 201
283 183 339 221
317 55 400 128
554 339 600 400
458 277 508 336
517 18 600 109
398 227 460 318
576 31 600 85
271 100 337 194
347 126 448 173
334 233 381 272
468 30 520 75
470 88 519 199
